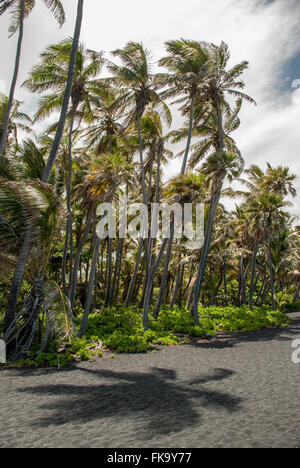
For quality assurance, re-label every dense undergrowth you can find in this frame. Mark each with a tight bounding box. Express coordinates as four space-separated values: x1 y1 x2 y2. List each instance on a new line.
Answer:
0 305 292 368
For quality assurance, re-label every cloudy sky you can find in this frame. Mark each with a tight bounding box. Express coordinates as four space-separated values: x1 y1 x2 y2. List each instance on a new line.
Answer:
0 0 300 217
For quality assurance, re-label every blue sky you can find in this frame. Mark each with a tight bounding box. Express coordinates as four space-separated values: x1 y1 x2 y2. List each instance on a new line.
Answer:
0 0 299 218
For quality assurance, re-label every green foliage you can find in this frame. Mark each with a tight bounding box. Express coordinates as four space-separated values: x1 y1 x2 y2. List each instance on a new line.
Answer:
1 304 291 368
0 304 291 368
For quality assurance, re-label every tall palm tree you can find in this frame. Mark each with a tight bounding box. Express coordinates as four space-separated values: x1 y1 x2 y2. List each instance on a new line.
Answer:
192 42 255 324
24 38 104 292
159 39 210 174
0 0 65 156
4 0 84 332
107 42 170 207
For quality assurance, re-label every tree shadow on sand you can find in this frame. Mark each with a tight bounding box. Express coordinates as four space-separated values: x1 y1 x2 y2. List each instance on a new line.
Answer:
17 367 243 439
188 318 300 350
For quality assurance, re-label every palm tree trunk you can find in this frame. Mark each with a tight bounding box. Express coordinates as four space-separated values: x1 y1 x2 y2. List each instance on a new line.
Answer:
193 190 221 325
42 0 84 182
181 94 195 175
153 229 174 318
125 239 143 306
223 254 228 306
4 0 84 327
80 210 108 335
171 260 182 309
62 110 76 294
104 238 113 307
293 281 300 302
80 236 101 336
193 94 225 324
143 236 169 330
70 206 94 310
268 237 276 310
4 225 32 331
249 242 259 311
0 0 25 156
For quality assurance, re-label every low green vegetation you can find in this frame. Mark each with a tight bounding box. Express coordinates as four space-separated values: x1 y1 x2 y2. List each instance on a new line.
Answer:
1 305 290 368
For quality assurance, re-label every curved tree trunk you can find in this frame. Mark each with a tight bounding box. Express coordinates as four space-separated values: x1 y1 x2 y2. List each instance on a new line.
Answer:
4 225 32 332
42 0 84 183
5 0 85 328
193 94 225 325
0 0 25 156
193 189 221 324
180 94 195 175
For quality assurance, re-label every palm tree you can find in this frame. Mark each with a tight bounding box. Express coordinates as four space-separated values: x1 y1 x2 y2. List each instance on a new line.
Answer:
159 39 210 174
24 38 104 292
107 42 170 207
4 0 84 332
0 138 63 333
0 0 65 156
192 42 255 324
0 93 32 157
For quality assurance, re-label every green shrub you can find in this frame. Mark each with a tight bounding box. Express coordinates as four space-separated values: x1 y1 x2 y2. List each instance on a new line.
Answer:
1 304 290 368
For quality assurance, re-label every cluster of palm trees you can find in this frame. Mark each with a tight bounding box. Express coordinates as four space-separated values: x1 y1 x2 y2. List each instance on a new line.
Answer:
0 0 299 347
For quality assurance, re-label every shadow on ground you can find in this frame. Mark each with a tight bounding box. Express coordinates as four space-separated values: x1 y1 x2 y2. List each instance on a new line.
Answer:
16 367 242 438
187 318 300 350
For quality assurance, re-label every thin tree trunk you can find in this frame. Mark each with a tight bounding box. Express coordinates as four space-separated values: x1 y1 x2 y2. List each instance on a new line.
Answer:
171 260 182 309
104 238 113 307
62 111 76 294
0 0 25 156
70 206 94 309
193 191 221 325
80 237 101 336
42 0 84 183
153 230 174 318
80 210 108 335
249 242 259 311
4 225 32 331
268 237 276 310
143 237 169 330
193 95 224 325
223 254 228 306
5 0 85 326
181 94 195 175
125 239 143 306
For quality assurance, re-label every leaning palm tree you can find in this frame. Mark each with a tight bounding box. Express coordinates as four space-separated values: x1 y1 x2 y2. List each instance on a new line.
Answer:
4 0 84 333
106 42 171 323
192 42 255 325
0 0 65 156
159 39 210 174
106 42 170 207
24 38 104 293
